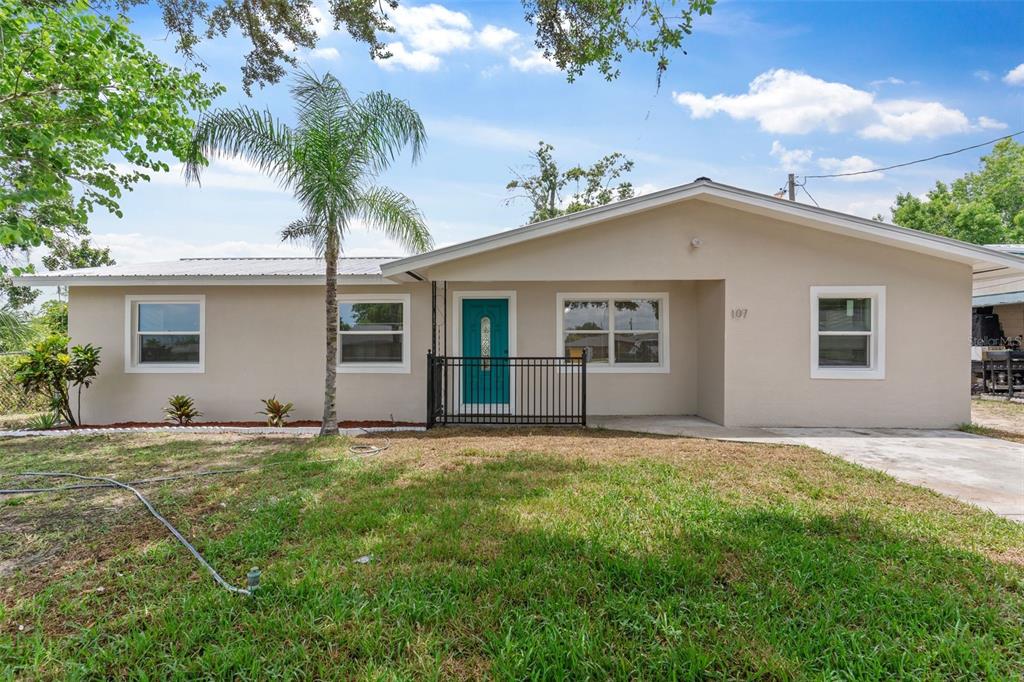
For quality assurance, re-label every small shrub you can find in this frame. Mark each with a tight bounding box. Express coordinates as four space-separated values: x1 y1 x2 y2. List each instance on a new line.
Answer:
164 394 201 425
26 412 58 431
258 396 294 427
14 335 101 427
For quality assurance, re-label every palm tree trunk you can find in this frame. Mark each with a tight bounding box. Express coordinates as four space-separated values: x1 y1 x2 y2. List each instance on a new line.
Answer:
320 227 340 436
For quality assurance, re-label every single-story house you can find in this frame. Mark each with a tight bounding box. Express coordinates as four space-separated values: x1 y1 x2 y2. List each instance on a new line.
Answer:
18 178 1024 428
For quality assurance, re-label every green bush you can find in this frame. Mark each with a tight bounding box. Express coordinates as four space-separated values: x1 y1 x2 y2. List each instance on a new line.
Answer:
164 394 201 425
26 412 58 430
13 335 101 427
258 396 294 427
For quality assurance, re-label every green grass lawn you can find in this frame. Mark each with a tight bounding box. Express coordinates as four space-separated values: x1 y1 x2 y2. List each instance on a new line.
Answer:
2 430 1023 679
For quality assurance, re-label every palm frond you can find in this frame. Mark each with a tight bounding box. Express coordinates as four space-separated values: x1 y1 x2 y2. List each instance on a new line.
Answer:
281 216 330 256
184 107 297 189
0 306 30 352
356 186 433 254
343 91 427 176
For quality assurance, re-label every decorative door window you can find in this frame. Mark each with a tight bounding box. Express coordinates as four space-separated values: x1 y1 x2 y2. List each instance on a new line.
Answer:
480 316 491 370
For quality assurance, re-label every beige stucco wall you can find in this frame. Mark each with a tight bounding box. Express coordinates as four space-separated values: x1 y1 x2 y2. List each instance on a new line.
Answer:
67 198 973 428
68 284 432 424
424 199 973 427
441 281 698 416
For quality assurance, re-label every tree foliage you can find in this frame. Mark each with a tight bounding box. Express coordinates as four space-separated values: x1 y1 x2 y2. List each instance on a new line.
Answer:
84 0 714 91
0 1 222 271
524 0 716 85
887 139 1024 244
506 142 636 224
185 71 432 435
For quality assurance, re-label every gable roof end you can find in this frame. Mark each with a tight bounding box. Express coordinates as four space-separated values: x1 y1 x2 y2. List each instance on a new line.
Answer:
380 179 1024 277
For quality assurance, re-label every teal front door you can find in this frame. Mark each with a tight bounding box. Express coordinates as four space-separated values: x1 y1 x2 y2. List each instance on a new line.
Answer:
462 298 510 406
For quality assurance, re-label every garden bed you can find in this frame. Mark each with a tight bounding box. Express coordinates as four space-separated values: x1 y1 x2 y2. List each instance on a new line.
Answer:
44 419 423 431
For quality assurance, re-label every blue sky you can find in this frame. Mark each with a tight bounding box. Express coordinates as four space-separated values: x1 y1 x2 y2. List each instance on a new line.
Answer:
85 0 1024 264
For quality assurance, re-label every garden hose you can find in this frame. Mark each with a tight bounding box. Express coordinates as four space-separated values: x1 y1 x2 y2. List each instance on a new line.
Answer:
13 471 254 596
1 430 394 596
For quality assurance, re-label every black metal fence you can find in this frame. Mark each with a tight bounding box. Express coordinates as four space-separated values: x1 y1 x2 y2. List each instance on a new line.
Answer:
427 352 586 427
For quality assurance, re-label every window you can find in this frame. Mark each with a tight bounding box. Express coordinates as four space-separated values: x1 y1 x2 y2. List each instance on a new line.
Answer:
124 295 204 373
337 294 411 373
556 293 669 372
810 286 885 379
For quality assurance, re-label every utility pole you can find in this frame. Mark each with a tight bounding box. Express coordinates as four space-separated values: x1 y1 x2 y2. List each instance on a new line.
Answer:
787 173 796 201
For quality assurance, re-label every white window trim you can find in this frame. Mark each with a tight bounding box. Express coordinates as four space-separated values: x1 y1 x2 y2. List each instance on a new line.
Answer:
124 295 205 374
810 285 886 380
336 293 411 374
555 292 670 374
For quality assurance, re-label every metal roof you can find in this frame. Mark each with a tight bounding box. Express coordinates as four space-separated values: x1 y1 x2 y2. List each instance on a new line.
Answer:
14 257 401 286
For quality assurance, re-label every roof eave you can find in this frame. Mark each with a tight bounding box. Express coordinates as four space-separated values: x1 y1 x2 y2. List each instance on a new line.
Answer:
379 180 1024 277
12 274 395 287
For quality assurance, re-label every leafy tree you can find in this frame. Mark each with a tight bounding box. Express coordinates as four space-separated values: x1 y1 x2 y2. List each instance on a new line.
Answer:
0 306 30 352
2 238 115 311
507 141 635 224
186 71 432 436
525 0 716 85
36 300 69 337
886 139 1024 244
0 1 222 271
80 0 714 91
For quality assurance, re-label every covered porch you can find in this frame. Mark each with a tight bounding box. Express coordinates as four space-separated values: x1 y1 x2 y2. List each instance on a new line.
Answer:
423 279 726 427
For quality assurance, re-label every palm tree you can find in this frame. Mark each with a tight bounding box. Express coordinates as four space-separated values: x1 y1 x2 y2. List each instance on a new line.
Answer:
185 72 432 436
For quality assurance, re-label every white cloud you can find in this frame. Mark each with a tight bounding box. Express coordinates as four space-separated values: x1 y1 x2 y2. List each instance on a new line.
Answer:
509 50 558 74
978 116 1008 130
1004 63 1024 85
389 3 473 53
860 100 971 141
817 155 883 182
379 42 441 72
477 24 518 51
674 69 873 134
673 68 984 142
89 233 314 265
373 4 526 72
974 69 993 82
869 76 905 87
309 47 340 61
769 140 813 171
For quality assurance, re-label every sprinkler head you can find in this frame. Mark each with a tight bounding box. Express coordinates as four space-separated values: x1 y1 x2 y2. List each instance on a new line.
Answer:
246 567 261 591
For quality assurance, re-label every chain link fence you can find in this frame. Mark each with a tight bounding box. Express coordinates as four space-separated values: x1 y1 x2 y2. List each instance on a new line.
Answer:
0 352 48 428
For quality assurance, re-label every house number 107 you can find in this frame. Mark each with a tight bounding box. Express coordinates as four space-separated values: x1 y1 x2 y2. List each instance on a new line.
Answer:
731 308 748 319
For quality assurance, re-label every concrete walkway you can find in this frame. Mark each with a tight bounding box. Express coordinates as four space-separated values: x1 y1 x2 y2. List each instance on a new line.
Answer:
590 416 1024 521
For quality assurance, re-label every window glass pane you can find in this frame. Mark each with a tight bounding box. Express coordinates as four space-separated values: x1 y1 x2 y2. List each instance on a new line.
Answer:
139 334 200 363
138 303 200 332
563 300 608 331
340 302 403 331
614 299 659 330
340 333 403 363
564 332 609 363
818 334 870 367
818 298 871 332
614 332 660 363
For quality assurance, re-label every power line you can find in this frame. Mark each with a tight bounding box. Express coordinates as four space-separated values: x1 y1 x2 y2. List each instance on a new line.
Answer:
802 129 1024 180
798 182 820 207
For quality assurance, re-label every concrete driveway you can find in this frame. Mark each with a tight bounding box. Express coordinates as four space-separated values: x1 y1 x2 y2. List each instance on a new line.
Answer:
590 416 1024 521
765 428 1024 521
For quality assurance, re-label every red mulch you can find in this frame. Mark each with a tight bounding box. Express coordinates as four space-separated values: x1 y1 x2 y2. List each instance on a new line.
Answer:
50 420 423 430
